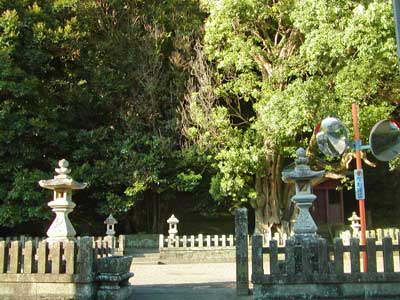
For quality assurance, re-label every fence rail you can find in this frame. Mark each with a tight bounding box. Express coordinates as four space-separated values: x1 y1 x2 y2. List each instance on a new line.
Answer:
159 232 289 249
340 227 399 245
252 234 400 284
159 234 235 249
0 235 125 258
0 239 76 275
0 235 126 275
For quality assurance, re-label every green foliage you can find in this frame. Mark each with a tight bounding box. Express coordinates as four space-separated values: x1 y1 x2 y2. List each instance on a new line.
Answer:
0 0 205 232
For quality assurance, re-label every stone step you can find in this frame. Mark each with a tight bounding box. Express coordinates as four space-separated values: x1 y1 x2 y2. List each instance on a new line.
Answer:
126 249 161 265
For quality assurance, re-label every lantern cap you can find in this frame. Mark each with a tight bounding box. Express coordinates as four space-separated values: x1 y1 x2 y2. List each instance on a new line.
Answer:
39 159 87 190
348 211 361 222
104 214 118 225
282 148 325 183
167 214 179 224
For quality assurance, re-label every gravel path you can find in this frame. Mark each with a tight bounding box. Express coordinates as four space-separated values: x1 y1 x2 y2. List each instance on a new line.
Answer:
129 262 251 300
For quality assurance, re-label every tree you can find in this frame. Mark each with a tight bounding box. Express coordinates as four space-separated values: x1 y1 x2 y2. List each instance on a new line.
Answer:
78 0 205 232
182 0 398 237
0 0 91 228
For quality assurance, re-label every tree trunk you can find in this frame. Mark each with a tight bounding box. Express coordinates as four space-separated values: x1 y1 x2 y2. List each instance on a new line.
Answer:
251 153 294 240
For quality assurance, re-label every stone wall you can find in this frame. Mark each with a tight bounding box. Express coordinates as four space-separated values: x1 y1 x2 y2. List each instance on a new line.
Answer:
159 247 237 263
124 234 158 249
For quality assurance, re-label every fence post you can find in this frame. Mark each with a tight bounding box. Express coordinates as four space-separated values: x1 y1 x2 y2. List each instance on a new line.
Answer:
37 241 48 274
235 208 249 296
350 238 360 274
221 235 226 247
334 238 344 274
252 235 263 278
383 237 394 273
198 234 203 248
9 241 21 273
285 239 295 274
77 237 94 282
118 235 125 256
318 238 328 273
65 241 76 274
50 241 62 274
0 241 6 273
228 234 234 247
366 238 377 273
270 240 278 274
159 234 164 249
214 235 219 247
23 240 34 274
206 235 211 247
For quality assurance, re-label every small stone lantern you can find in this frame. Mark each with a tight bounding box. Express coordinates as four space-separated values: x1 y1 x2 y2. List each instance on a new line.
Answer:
104 214 118 236
282 148 325 238
348 211 361 238
167 214 179 239
39 159 87 243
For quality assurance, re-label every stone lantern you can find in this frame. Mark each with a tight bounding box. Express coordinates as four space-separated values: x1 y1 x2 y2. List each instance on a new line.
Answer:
104 214 118 236
39 159 87 243
167 214 179 239
348 211 361 238
282 148 325 238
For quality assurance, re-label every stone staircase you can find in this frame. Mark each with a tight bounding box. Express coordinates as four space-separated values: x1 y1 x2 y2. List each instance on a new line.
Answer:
125 248 161 265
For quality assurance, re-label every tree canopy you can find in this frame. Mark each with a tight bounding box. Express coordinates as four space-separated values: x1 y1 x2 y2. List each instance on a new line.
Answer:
182 0 399 236
0 0 204 233
0 0 399 235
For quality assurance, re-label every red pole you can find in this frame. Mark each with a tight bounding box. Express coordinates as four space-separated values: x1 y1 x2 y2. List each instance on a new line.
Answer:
351 103 367 272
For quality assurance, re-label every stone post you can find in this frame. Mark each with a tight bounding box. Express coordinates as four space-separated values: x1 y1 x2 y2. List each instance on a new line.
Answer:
77 236 94 282
235 208 249 296
39 159 87 243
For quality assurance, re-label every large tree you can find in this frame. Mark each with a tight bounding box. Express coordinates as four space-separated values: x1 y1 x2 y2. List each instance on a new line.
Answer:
182 0 399 236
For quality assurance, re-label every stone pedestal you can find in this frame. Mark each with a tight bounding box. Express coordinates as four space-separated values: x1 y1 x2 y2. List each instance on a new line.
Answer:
292 193 318 237
96 256 134 300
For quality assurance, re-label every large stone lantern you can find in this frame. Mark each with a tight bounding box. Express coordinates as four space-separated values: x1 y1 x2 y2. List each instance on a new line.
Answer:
39 159 87 243
282 148 324 238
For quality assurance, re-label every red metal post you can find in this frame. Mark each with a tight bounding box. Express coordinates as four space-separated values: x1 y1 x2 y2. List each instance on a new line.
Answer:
351 103 368 272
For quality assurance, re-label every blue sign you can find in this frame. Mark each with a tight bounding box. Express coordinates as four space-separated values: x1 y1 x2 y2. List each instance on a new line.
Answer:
354 169 365 200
